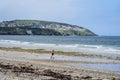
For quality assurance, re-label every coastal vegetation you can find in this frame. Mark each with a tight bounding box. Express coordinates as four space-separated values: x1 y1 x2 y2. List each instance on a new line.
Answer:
0 27 61 35
0 20 97 36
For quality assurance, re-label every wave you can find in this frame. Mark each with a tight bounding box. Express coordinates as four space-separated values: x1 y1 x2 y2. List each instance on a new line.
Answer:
0 39 120 55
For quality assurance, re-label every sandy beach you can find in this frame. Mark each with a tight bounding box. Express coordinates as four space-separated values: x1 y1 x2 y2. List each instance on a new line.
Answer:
0 49 120 80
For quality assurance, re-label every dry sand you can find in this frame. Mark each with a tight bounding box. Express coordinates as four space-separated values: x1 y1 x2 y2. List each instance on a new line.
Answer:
0 50 120 80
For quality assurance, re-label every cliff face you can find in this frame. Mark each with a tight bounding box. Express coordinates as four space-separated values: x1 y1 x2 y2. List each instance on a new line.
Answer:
0 20 97 36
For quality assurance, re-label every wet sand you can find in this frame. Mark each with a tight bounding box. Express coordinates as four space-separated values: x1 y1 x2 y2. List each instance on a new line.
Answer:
0 50 120 80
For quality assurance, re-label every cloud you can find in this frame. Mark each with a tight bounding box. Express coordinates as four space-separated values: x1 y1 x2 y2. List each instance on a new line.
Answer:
0 0 77 21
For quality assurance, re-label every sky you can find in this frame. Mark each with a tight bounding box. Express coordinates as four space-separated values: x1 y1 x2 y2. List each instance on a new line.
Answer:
0 0 120 36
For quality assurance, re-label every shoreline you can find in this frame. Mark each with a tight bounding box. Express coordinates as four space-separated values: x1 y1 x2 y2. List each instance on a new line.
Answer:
1 38 120 56
0 47 120 60
0 48 120 79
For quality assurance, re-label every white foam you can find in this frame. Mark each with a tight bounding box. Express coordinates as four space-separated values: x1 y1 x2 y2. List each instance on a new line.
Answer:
0 39 120 56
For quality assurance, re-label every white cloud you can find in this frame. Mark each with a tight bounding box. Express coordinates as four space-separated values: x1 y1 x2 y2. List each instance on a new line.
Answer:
0 0 77 21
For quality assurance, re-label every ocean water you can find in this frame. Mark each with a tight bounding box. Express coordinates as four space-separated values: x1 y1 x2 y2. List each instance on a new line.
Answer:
0 35 120 57
70 63 120 71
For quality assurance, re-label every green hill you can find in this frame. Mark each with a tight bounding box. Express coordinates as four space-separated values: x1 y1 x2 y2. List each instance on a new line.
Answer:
0 20 97 36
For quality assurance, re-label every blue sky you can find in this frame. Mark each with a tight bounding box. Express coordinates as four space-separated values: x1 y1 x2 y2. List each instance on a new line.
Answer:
0 0 120 36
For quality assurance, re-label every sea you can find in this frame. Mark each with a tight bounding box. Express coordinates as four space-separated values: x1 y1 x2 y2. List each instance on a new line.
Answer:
0 35 120 71
0 35 120 57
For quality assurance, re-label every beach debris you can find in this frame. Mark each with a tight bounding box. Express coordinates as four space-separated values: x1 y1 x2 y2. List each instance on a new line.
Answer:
81 75 92 79
0 62 120 80
0 63 36 73
43 69 72 80
0 63 13 69
108 77 116 80
0 62 72 80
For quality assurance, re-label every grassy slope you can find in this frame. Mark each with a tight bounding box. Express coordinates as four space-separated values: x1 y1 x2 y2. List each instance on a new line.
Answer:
0 20 97 36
